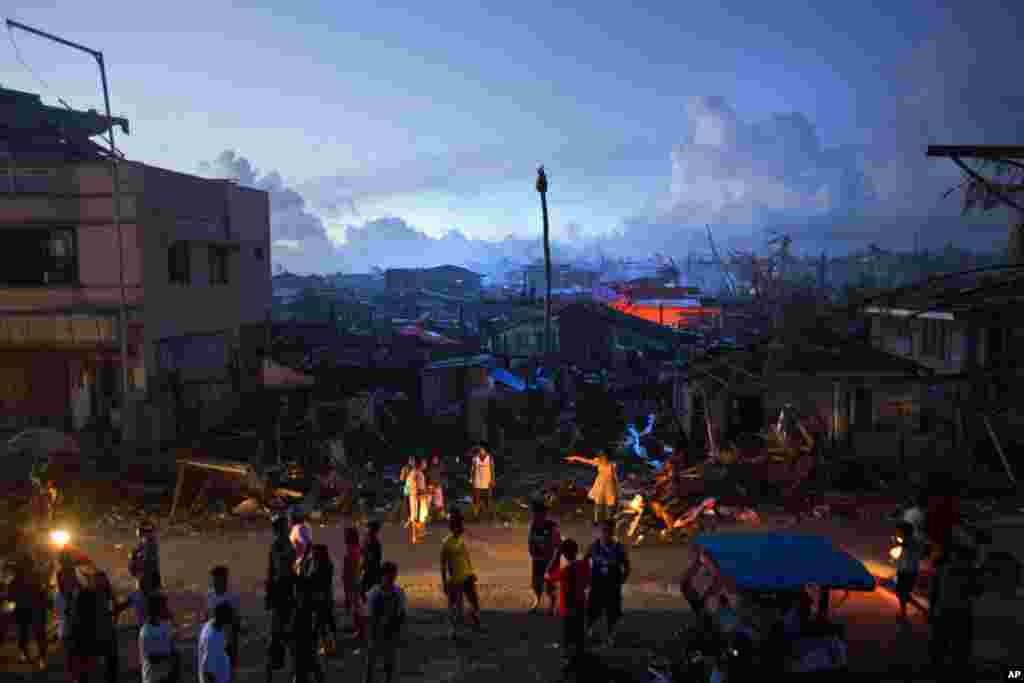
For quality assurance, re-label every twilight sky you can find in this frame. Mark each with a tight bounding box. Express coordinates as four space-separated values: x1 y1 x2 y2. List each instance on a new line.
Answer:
2 1 1021 273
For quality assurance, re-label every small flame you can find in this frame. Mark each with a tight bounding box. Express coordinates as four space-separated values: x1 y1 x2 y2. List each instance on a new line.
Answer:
889 545 902 561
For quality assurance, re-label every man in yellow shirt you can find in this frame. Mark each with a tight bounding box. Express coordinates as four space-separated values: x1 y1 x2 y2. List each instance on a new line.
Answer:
440 511 482 639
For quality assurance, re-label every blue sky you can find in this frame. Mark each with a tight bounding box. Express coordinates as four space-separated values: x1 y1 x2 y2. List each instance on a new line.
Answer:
2 1 1021 272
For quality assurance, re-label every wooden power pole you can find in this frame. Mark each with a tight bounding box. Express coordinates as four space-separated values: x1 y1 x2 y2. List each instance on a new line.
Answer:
537 166 553 358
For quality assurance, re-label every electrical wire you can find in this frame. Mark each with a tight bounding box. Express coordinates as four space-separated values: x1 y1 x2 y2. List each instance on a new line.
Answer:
7 24 73 111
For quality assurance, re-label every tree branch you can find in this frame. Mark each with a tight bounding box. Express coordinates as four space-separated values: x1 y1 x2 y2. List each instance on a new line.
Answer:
952 156 1024 212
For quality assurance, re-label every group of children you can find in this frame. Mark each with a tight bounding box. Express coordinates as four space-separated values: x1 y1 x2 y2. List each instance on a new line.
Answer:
261 507 408 683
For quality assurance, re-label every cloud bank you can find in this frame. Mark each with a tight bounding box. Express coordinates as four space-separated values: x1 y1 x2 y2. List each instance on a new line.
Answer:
200 6 1020 274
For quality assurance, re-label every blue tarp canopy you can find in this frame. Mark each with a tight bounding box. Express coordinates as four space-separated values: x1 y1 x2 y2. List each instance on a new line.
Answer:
693 533 876 592
491 367 550 392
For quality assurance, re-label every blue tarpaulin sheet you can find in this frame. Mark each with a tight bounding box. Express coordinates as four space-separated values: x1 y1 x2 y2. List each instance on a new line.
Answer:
491 367 549 392
693 533 876 592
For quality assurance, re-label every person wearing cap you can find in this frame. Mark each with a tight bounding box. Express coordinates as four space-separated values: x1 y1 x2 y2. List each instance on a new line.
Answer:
527 500 561 615
265 514 296 683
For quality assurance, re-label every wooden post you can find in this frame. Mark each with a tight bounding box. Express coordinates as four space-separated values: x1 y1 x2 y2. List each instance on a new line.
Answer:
167 463 187 524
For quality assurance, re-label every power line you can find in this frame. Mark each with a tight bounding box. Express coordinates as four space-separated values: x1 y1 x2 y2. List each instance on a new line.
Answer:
6 23 72 110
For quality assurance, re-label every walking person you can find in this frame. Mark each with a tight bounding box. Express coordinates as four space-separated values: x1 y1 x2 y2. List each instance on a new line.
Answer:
309 544 339 656
584 520 630 648
362 565 405 683
6 534 49 669
198 603 233 683
129 521 162 624
342 530 366 641
265 514 296 683
140 593 180 683
440 510 482 639
545 538 591 675
92 570 128 683
929 540 982 678
527 500 561 615
205 566 242 672
470 445 496 522
894 521 923 629
565 451 619 523
292 541 325 683
364 562 407 683
361 521 384 597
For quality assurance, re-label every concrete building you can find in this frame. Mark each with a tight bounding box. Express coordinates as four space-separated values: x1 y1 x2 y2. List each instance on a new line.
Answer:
0 87 270 441
385 265 482 297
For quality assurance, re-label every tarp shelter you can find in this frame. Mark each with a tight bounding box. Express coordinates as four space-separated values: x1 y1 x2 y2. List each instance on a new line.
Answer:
693 533 876 592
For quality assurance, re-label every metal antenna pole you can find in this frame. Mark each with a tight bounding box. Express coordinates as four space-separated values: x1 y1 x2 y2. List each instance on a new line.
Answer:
6 20 129 402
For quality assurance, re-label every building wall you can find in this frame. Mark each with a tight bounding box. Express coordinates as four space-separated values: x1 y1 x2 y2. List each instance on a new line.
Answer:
139 165 270 384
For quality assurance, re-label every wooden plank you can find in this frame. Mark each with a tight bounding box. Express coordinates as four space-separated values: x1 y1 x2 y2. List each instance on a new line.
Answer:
983 416 1017 485
927 145 1024 159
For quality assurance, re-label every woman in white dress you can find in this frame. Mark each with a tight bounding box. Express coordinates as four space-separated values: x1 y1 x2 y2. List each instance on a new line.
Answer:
565 451 620 523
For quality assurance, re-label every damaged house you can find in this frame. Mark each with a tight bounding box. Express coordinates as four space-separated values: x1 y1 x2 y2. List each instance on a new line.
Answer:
682 326 934 471
862 266 1024 482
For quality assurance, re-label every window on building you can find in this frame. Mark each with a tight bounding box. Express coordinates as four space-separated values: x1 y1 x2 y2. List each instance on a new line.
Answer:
0 227 75 286
209 245 229 285
254 246 264 261
168 242 191 284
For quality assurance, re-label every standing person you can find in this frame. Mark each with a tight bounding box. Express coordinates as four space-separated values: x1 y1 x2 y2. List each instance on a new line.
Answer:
309 544 338 656
92 571 128 683
57 549 83 667
416 460 432 538
342 530 366 641
545 538 591 674
407 461 428 545
894 521 923 627
6 534 49 669
565 451 619 523
440 511 482 639
585 520 630 648
364 562 407 683
130 522 162 623
140 594 179 683
198 603 234 683
399 457 417 529
265 514 296 683
470 445 496 522
292 542 325 683
427 454 447 522
68 573 102 683
361 521 384 597
929 542 982 677
527 500 561 615
205 567 242 672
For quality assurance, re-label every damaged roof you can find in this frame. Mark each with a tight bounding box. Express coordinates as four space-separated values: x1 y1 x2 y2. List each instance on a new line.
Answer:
688 325 932 386
860 265 1024 319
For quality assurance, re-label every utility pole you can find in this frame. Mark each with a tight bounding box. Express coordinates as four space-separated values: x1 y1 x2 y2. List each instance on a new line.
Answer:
536 166 553 359
7 20 130 404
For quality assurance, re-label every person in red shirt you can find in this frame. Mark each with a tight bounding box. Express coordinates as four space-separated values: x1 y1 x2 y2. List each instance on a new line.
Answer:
342 528 367 641
545 538 591 672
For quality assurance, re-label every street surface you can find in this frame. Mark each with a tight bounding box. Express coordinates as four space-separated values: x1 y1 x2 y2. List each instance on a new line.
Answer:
3 513 990 682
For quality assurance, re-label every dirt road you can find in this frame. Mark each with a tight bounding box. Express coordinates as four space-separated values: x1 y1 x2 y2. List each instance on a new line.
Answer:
3 514 952 682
